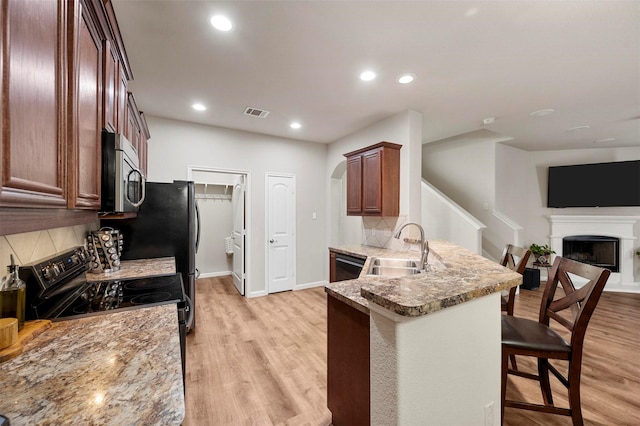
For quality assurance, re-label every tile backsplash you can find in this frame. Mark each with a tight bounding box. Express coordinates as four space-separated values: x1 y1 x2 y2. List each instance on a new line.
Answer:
0 221 99 268
361 215 425 254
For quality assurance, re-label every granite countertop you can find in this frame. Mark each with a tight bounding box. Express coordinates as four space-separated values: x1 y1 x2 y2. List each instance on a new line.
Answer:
86 257 176 282
0 304 184 425
326 241 522 317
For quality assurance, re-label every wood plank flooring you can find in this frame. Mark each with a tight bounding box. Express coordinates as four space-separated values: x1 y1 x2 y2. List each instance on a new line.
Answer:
183 276 331 426
184 276 640 425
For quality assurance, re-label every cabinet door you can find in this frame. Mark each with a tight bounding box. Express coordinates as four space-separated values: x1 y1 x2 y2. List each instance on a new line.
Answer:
116 65 128 134
68 0 102 209
346 155 362 215
0 0 68 208
103 39 118 132
126 92 142 153
139 136 148 176
329 250 337 283
361 149 382 214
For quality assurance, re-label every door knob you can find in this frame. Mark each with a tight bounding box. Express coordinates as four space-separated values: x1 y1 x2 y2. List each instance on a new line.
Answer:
269 239 276 243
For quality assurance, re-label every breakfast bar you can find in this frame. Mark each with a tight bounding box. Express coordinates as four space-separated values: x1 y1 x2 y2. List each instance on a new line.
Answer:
326 240 522 425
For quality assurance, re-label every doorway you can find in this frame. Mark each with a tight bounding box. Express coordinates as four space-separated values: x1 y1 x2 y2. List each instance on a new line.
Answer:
188 166 250 296
265 173 296 294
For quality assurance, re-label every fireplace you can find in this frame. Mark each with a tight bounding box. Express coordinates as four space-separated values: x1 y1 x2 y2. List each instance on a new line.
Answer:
549 215 640 292
563 235 619 273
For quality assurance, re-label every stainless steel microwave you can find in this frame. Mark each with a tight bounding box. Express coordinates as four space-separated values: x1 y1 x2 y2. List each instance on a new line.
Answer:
101 132 146 213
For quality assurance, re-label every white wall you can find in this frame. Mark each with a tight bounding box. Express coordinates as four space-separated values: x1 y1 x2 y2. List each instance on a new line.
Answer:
524 146 640 246
422 129 512 259
145 115 327 297
423 136 640 261
327 110 423 250
421 179 486 254
194 183 233 277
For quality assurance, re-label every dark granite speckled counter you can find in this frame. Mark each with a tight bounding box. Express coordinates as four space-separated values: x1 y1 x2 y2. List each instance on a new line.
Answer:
0 304 184 426
86 257 176 282
325 240 521 316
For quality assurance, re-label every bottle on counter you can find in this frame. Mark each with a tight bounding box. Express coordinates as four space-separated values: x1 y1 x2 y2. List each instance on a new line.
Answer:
0 254 26 331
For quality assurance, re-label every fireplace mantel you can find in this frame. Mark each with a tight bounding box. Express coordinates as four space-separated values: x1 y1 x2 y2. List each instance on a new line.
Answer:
549 215 640 293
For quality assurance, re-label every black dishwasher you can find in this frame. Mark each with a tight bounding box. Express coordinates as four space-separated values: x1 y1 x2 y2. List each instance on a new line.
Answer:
334 253 365 281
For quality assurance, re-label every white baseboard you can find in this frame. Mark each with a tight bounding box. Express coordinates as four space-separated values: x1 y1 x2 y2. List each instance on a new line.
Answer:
247 290 268 298
295 280 328 291
197 271 232 279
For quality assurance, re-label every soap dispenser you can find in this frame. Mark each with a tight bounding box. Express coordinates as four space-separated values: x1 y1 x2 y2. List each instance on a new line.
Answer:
0 254 26 331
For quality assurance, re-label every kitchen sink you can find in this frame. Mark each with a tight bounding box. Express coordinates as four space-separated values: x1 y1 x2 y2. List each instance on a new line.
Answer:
367 258 422 277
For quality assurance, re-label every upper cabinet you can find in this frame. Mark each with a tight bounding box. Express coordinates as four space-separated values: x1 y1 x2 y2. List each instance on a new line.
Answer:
0 0 147 234
344 142 402 216
0 0 69 208
124 92 149 176
68 0 103 209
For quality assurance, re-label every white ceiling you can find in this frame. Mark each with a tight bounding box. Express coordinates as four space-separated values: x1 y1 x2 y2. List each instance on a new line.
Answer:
112 0 640 152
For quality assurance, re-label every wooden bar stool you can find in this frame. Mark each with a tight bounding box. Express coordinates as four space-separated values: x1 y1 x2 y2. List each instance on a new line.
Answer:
501 256 610 425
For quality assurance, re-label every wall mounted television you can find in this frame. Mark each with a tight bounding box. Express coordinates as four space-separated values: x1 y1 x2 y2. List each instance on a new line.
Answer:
547 160 640 208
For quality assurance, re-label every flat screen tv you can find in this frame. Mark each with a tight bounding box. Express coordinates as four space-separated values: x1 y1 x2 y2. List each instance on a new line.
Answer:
547 160 640 208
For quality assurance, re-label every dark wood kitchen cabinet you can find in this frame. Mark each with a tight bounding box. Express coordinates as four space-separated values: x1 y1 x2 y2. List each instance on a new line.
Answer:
102 45 129 138
0 0 69 208
0 0 146 235
327 295 370 425
124 92 150 175
344 141 401 216
68 0 103 209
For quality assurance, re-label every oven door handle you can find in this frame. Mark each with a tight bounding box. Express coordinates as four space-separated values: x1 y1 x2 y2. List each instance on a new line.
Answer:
184 294 194 331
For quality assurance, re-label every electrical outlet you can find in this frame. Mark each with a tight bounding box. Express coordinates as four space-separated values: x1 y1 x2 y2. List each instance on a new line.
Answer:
484 402 495 426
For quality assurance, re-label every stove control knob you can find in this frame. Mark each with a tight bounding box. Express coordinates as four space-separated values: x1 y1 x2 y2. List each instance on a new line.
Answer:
42 265 59 281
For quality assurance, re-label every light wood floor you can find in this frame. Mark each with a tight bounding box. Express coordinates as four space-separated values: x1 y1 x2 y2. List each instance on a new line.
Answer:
184 276 640 425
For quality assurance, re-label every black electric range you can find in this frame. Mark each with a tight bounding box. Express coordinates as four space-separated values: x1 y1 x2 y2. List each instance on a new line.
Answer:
19 247 186 322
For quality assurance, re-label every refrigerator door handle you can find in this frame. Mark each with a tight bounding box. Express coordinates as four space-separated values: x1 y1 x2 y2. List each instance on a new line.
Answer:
195 200 201 254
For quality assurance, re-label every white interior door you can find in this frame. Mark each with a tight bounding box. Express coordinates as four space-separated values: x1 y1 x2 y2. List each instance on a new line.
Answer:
266 174 296 293
232 176 246 295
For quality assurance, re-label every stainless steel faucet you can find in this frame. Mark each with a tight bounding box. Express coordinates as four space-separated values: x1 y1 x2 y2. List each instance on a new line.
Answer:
393 222 429 270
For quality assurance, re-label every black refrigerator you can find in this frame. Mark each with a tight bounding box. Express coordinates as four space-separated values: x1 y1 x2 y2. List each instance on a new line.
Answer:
101 180 199 331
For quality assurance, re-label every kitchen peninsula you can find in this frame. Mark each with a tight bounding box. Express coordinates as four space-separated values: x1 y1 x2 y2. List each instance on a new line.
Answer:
326 240 522 425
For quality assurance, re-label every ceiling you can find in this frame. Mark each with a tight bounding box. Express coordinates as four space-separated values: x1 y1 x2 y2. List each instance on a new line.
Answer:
112 1 640 152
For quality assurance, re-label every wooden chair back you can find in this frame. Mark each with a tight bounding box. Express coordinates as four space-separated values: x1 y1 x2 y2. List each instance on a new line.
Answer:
500 244 531 274
539 256 611 351
500 244 532 315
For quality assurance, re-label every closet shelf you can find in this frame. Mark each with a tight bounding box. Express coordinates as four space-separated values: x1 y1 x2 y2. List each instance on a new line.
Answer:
195 194 232 200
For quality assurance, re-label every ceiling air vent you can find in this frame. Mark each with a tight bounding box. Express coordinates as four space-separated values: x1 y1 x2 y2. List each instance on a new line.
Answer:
244 107 270 118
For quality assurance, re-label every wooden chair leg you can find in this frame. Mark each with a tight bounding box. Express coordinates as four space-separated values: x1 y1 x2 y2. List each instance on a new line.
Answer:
568 361 584 426
538 358 553 405
501 350 509 425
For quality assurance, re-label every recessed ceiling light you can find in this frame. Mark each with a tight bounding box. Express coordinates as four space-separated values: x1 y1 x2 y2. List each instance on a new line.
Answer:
566 125 591 132
192 103 207 111
529 109 555 117
290 122 302 129
360 71 376 81
210 15 233 31
397 73 416 84
482 117 496 125
594 138 616 143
